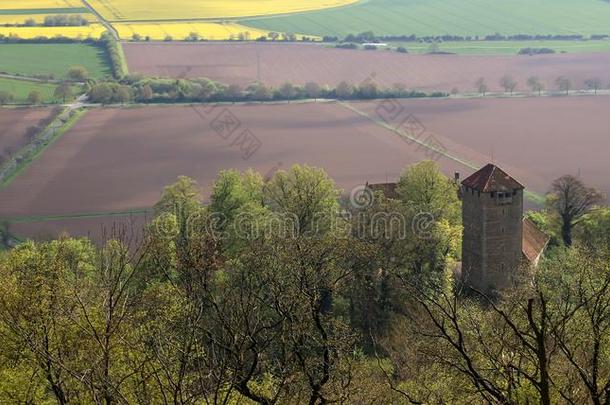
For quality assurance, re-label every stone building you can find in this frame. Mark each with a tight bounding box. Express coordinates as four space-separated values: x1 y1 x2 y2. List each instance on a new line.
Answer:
461 164 525 292
366 163 549 293
460 163 547 292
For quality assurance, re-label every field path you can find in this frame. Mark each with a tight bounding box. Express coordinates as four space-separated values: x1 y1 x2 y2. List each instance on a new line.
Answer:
80 0 119 39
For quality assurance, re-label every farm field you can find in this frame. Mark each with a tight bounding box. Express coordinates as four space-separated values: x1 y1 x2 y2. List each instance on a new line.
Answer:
0 77 81 103
0 44 111 79
0 102 464 218
244 0 610 37
2 96 610 224
0 77 80 103
0 1 84 9
115 22 276 41
123 42 610 92
0 108 56 160
351 96 610 199
86 0 358 21
0 25 106 39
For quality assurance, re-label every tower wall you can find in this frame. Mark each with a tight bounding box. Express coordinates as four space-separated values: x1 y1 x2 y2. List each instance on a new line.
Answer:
462 187 523 292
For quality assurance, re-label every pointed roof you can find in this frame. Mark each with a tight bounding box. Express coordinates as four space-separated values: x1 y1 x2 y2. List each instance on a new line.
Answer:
522 218 550 264
461 163 524 192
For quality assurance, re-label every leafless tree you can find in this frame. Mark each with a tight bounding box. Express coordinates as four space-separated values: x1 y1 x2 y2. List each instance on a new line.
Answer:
548 175 604 246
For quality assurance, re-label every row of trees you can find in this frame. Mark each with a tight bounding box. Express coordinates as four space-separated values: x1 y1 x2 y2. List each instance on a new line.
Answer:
0 161 608 403
325 31 606 43
7 14 90 28
129 31 317 43
473 75 606 96
86 75 444 104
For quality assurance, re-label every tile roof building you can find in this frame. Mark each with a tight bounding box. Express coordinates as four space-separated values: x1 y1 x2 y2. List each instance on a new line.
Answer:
461 164 547 292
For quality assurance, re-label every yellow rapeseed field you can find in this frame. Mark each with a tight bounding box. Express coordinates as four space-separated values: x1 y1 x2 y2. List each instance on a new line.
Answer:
88 0 359 21
0 14 97 25
0 0 83 9
0 25 106 39
114 22 318 41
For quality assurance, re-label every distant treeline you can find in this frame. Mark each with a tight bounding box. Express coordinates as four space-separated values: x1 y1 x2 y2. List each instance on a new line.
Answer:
518 47 556 55
324 31 610 43
1 14 89 28
86 75 446 104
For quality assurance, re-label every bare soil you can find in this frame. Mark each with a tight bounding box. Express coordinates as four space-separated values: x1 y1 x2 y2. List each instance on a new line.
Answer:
0 108 55 161
2 95 609 223
0 102 458 217
124 42 610 92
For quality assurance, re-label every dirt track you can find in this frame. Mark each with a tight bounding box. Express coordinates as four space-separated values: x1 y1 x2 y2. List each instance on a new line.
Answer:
124 42 610 92
0 108 54 161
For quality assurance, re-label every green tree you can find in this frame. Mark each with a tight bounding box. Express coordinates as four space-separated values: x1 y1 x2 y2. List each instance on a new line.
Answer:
397 160 461 226
54 83 73 103
154 175 203 217
138 84 153 101
278 82 297 99
114 85 132 104
88 83 113 104
26 90 43 105
335 81 354 99
264 165 340 237
304 81 321 100
66 65 89 81
0 91 14 105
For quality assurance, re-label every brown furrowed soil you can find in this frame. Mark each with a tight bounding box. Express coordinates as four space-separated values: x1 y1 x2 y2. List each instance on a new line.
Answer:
0 108 55 162
124 42 610 92
1 96 609 230
0 102 457 217
351 95 610 199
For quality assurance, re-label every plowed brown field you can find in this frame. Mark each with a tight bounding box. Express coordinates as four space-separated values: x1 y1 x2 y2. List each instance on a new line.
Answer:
124 42 610 92
0 108 55 162
2 96 609 242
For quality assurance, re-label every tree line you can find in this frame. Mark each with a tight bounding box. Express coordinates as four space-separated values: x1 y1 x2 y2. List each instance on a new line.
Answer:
470 75 606 96
85 76 445 104
0 161 608 403
323 31 608 43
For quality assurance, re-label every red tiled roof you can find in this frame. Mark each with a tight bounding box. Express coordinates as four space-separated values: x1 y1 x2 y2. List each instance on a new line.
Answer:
522 218 550 264
462 164 524 192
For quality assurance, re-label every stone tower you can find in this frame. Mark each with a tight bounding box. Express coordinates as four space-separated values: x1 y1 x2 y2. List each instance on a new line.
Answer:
461 164 524 292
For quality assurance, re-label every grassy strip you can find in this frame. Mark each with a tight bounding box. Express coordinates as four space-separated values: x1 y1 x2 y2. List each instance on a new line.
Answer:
0 8 89 15
339 101 546 205
5 208 152 224
0 108 87 190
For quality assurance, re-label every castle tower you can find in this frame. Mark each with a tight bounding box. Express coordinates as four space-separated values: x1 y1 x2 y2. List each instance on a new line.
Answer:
461 164 524 292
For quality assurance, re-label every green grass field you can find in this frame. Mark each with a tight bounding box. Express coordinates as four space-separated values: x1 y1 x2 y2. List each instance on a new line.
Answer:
244 0 610 38
0 77 81 104
371 40 610 55
0 44 111 80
